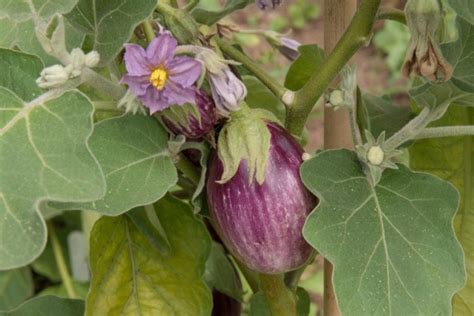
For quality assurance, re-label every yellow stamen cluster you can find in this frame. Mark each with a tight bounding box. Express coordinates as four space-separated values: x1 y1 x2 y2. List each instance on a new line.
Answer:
149 66 168 90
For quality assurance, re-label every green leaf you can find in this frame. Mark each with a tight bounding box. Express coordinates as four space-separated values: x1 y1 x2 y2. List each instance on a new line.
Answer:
373 21 410 74
358 93 415 139
192 0 252 26
446 0 474 25
409 106 474 315
39 282 89 299
0 268 33 311
243 75 286 123
411 17 474 106
284 45 324 91
86 195 212 315
204 242 243 301
0 296 84 316
0 1 84 65
65 0 156 66
0 89 105 269
0 49 43 101
52 114 177 215
301 149 465 315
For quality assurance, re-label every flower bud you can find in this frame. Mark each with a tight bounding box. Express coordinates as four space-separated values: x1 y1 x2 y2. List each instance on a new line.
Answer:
256 0 282 10
161 89 217 139
367 145 384 166
209 68 247 116
36 64 71 89
402 0 452 81
264 31 301 61
85 51 100 68
70 48 86 77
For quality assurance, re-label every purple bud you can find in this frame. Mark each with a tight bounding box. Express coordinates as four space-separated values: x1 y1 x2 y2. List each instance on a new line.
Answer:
161 89 217 140
256 0 282 10
209 68 247 116
207 123 317 273
277 37 301 61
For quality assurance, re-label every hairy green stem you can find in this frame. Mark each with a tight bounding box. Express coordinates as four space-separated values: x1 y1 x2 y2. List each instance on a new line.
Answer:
215 37 288 101
81 68 125 101
184 0 199 11
175 154 201 185
48 221 77 299
415 125 474 139
376 7 406 24
287 0 381 136
259 273 297 316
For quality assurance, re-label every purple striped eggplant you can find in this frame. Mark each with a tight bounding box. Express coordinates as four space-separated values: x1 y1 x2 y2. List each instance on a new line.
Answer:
206 123 316 274
161 89 216 140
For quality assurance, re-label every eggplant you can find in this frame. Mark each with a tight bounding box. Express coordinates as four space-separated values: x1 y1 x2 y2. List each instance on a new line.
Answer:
211 290 241 316
207 123 316 274
161 89 216 140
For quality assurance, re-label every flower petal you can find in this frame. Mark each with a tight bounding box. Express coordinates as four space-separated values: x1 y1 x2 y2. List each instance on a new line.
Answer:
139 86 169 113
120 74 150 96
168 56 202 87
146 33 177 66
163 82 196 105
123 44 150 76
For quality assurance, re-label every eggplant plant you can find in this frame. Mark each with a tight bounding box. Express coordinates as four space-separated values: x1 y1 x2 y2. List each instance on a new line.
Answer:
0 0 473 315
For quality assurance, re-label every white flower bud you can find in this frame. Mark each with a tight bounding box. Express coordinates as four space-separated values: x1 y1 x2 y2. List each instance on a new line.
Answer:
329 90 344 106
85 51 100 68
70 48 86 77
36 64 71 89
367 146 384 166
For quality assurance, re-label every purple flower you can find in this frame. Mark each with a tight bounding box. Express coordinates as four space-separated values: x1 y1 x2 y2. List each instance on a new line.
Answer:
256 0 282 10
277 37 301 61
121 33 202 113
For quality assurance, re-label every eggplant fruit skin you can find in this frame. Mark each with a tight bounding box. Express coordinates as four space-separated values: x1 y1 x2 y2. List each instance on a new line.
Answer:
207 123 316 274
162 90 216 140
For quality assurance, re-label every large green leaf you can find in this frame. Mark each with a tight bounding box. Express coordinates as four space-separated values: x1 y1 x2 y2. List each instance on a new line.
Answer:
52 114 177 215
192 0 252 26
0 268 33 311
409 106 474 315
284 45 324 91
0 296 84 316
65 0 156 66
446 0 474 25
86 195 212 315
39 282 89 299
301 149 465 315
0 0 78 22
0 49 43 102
0 89 105 269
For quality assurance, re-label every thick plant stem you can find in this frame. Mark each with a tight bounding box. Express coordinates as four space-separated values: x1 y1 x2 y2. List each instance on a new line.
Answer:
259 273 297 316
175 154 201 185
142 20 156 42
286 0 381 136
215 38 288 100
48 221 77 299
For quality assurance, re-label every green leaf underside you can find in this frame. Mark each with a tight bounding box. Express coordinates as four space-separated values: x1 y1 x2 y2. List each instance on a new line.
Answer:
86 195 212 316
0 268 33 311
204 242 243 301
65 0 157 66
410 17 474 107
446 0 474 25
409 106 474 315
301 149 465 315
285 44 324 91
0 296 84 316
0 89 104 269
0 0 78 22
192 0 252 25
51 114 177 215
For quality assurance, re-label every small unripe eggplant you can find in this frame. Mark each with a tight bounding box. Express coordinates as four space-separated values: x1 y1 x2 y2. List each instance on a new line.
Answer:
207 123 316 274
161 89 216 140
